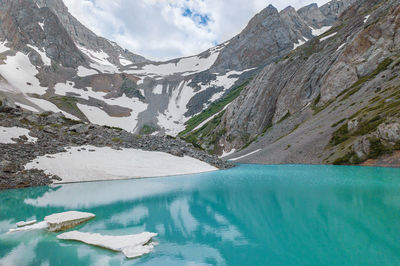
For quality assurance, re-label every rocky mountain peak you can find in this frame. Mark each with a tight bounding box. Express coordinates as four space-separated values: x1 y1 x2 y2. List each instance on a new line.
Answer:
33 0 148 66
297 3 328 28
280 6 297 14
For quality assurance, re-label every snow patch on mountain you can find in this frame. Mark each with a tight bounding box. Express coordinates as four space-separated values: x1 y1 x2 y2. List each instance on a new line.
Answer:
153 84 163 95
76 44 120 74
38 22 44 31
77 101 146 132
311 26 332 36
293 38 309 50
157 81 196 136
26 44 51 65
126 45 224 77
0 52 47 95
320 32 337 41
0 41 10 53
0 126 37 144
119 55 133 66
77 66 98 77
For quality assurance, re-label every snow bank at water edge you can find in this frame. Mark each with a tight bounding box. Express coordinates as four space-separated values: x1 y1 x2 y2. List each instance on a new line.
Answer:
0 126 37 144
57 231 158 259
25 145 218 183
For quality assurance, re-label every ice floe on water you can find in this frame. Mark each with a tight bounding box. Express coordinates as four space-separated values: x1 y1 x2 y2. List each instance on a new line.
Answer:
0 126 37 144
24 145 218 183
57 231 157 259
6 211 156 259
8 221 49 233
45 211 95 232
8 211 95 233
16 220 37 228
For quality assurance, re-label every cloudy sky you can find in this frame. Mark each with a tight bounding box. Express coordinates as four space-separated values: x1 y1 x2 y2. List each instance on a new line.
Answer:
64 0 330 61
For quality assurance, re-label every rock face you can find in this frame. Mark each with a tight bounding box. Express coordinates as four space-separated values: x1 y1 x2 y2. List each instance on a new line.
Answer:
57 231 158 259
44 211 95 232
33 0 148 65
193 0 400 167
0 0 348 136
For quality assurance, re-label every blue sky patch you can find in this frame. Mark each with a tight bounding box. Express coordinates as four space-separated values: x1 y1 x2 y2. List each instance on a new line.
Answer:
182 7 210 26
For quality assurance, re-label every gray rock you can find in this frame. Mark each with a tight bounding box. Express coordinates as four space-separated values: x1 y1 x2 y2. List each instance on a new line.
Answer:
43 125 58 134
347 119 359 132
25 115 40 124
46 112 65 124
377 122 400 143
1 160 19 173
69 124 89 134
352 137 371 161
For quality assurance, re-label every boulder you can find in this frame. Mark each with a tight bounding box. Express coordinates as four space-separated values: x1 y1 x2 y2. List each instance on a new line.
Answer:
377 122 400 143
352 136 370 160
46 112 65 124
43 125 58 134
69 124 89 134
347 119 360 132
1 160 19 173
25 114 40 124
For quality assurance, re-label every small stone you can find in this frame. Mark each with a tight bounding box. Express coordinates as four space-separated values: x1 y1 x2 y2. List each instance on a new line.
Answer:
1 160 19 173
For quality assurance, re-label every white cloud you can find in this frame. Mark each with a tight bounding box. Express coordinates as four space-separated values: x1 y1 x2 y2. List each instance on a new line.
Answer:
64 0 330 61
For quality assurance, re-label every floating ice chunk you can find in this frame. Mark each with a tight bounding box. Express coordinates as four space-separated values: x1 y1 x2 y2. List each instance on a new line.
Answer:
44 211 95 232
8 221 48 233
57 231 157 259
8 211 95 233
16 220 37 227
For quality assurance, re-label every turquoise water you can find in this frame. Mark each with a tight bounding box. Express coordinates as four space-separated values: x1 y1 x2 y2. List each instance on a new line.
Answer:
1 164 400 265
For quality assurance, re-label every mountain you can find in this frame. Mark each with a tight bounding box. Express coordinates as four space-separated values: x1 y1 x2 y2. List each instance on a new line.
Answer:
188 0 400 167
0 0 352 137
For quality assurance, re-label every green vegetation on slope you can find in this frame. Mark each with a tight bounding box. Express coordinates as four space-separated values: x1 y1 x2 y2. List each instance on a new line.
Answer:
338 58 393 101
49 96 86 120
178 80 250 137
184 110 227 153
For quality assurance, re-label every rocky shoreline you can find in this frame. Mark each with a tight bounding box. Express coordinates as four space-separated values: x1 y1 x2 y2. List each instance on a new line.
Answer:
0 102 234 190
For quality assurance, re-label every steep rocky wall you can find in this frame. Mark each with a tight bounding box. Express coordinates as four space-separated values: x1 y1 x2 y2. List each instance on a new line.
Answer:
204 0 399 158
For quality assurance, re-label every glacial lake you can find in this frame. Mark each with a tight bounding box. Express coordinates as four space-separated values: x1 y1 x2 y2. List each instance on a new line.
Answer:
1 164 400 265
